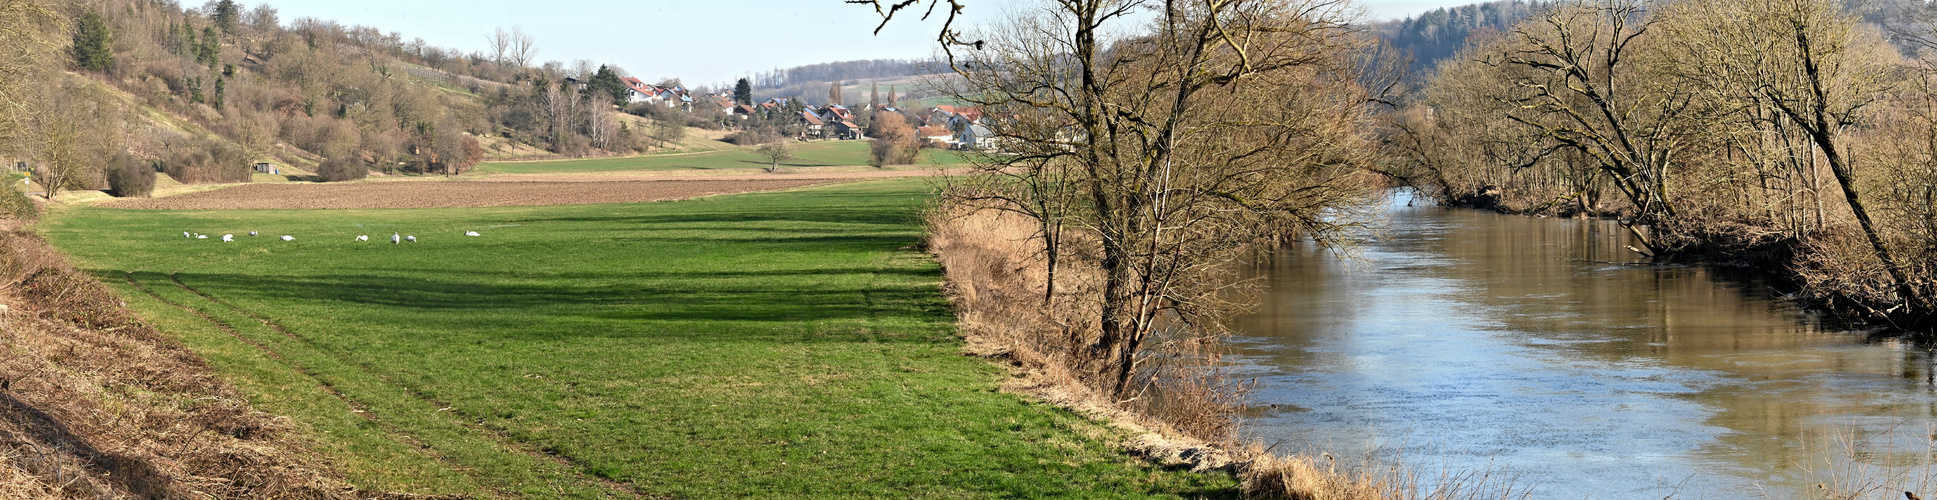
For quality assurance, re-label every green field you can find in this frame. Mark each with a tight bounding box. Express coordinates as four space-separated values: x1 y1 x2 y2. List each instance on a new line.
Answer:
42 180 1233 498
479 140 971 174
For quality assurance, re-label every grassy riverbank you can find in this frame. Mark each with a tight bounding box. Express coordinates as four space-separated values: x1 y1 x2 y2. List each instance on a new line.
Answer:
39 179 1235 498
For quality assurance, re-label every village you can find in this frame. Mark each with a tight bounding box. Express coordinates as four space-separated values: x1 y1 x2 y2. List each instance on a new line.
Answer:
574 74 996 151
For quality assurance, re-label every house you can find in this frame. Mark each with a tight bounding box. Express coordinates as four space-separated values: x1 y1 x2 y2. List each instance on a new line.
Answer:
917 126 955 147
830 121 862 140
958 124 996 150
800 111 825 137
930 105 984 131
620 77 656 104
732 104 756 118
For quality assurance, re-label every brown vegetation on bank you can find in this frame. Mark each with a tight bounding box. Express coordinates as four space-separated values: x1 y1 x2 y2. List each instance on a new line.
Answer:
1386 0 1937 332
0 227 403 498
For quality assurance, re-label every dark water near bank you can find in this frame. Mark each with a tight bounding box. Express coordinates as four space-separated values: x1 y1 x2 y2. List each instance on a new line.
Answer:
1235 191 1937 498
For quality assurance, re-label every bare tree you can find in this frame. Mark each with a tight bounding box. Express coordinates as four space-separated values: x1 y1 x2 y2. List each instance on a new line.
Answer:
755 139 793 172
1483 0 1718 254
507 26 537 70
1660 0 1920 308
940 0 1379 398
486 27 510 66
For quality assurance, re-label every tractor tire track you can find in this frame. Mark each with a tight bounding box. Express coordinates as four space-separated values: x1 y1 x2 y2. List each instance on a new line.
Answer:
165 273 650 499
120 272 497 498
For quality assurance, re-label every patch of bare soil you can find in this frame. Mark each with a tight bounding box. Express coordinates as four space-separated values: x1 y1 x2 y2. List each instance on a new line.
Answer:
98 179 838 210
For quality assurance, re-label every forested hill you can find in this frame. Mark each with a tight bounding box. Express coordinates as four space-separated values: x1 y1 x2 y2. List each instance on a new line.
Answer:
1375 0 1543 77
1377 0 1929 80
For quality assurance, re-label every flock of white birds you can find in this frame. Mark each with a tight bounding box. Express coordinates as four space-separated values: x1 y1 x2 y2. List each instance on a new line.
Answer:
181 230 481 243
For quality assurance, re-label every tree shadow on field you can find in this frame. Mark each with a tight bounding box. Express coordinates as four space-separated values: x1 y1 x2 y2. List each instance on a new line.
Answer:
141 265 955 343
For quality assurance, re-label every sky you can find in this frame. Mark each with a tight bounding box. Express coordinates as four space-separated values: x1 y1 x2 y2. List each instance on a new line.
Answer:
254 0 1467 88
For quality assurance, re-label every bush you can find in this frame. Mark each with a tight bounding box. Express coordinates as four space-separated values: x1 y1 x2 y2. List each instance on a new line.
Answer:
0 182 38 222
314 156 367 182
724 128 778 146
162 138 252 184
105 152 156 197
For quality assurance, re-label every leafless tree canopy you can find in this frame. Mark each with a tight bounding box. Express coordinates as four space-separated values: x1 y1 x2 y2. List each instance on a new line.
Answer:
936 0 1381 400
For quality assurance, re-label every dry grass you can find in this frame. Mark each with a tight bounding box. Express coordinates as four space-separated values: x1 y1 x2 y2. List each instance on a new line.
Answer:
0 227 430 499
927 207 1528 499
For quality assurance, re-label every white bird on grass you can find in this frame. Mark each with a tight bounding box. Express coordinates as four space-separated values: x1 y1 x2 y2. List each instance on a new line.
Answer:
464 231 480 236
221 234 233 242
356 235 369 242
183 231 191 238
405 235 417 243
249 231 258 237
280 235 295 241
195 234 207 239
391 233 400 244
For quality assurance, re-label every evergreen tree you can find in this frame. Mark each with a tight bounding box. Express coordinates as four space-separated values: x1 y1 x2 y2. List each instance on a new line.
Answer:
733 78 752 105
213 78 225 108
213 0 240 34
199 26 219 69
870 82 880 108
885 86 897 108
588 64 628 105
72 10 113 72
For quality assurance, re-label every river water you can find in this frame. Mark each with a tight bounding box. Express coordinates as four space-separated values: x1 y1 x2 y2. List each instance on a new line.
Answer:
1234 191 1937 498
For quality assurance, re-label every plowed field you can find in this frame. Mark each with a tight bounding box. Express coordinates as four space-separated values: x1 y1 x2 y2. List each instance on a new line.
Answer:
99 179 835 209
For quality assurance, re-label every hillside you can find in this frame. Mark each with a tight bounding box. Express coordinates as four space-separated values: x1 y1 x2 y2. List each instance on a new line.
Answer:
3 0 687 202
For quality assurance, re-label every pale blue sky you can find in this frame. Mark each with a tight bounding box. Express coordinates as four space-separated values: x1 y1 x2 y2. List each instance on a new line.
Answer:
252 0 1461 87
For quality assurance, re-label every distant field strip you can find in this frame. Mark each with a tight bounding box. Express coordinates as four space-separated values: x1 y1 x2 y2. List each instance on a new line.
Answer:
480 140 971 174
99 178 834 209
48 180 1232 498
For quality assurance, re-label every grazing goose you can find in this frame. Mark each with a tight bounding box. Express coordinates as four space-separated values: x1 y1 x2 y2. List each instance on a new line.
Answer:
391 233 400 244
464 231 480 236
356 235 369 242
404 235 417 242
221 234 234 242
280 235 295 241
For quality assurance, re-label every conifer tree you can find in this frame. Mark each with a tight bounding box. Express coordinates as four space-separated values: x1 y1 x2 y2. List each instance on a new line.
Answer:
71 9 113 72
870 82 880 108
733 78 752 105
212 0 239 34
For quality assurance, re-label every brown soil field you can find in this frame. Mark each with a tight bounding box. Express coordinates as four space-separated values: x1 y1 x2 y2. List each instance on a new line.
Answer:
98 179 842 210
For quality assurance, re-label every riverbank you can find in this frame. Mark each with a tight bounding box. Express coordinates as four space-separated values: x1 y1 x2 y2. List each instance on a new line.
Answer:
1423 189 1933 337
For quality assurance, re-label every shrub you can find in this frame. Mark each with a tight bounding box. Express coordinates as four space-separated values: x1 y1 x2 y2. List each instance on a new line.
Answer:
724 128 778 146
162 138 252 184
0 182 38 222
314 156 367 182
105 152 156 197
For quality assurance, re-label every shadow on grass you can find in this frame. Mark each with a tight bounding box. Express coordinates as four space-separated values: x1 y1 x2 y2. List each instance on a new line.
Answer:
132 266 954 343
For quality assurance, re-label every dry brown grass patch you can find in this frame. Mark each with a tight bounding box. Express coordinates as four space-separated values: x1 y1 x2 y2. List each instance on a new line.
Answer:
0 229 419 498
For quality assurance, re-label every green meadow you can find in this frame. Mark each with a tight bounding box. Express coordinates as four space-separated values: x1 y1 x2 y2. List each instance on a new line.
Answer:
42 179 1233 499
479 140 971 174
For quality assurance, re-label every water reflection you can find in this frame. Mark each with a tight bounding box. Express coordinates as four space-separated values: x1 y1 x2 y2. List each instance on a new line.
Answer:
1234 191 1937 498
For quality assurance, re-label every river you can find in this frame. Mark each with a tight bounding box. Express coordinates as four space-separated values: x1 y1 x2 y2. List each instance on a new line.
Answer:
1233 191 1937 498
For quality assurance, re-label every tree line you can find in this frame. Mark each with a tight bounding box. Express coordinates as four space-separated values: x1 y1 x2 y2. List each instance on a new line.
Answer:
1385 0 1937 330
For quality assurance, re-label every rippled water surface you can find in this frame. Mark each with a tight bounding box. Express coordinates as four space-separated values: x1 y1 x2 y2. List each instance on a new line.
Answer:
1234 192 1937 498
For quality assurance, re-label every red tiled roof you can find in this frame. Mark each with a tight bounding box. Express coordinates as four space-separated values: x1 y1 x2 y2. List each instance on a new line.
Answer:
917 126 953 138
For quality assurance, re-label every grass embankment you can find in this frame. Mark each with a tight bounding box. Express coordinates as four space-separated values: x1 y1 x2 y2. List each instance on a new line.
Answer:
42 179 1235 498
478 140 971 174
